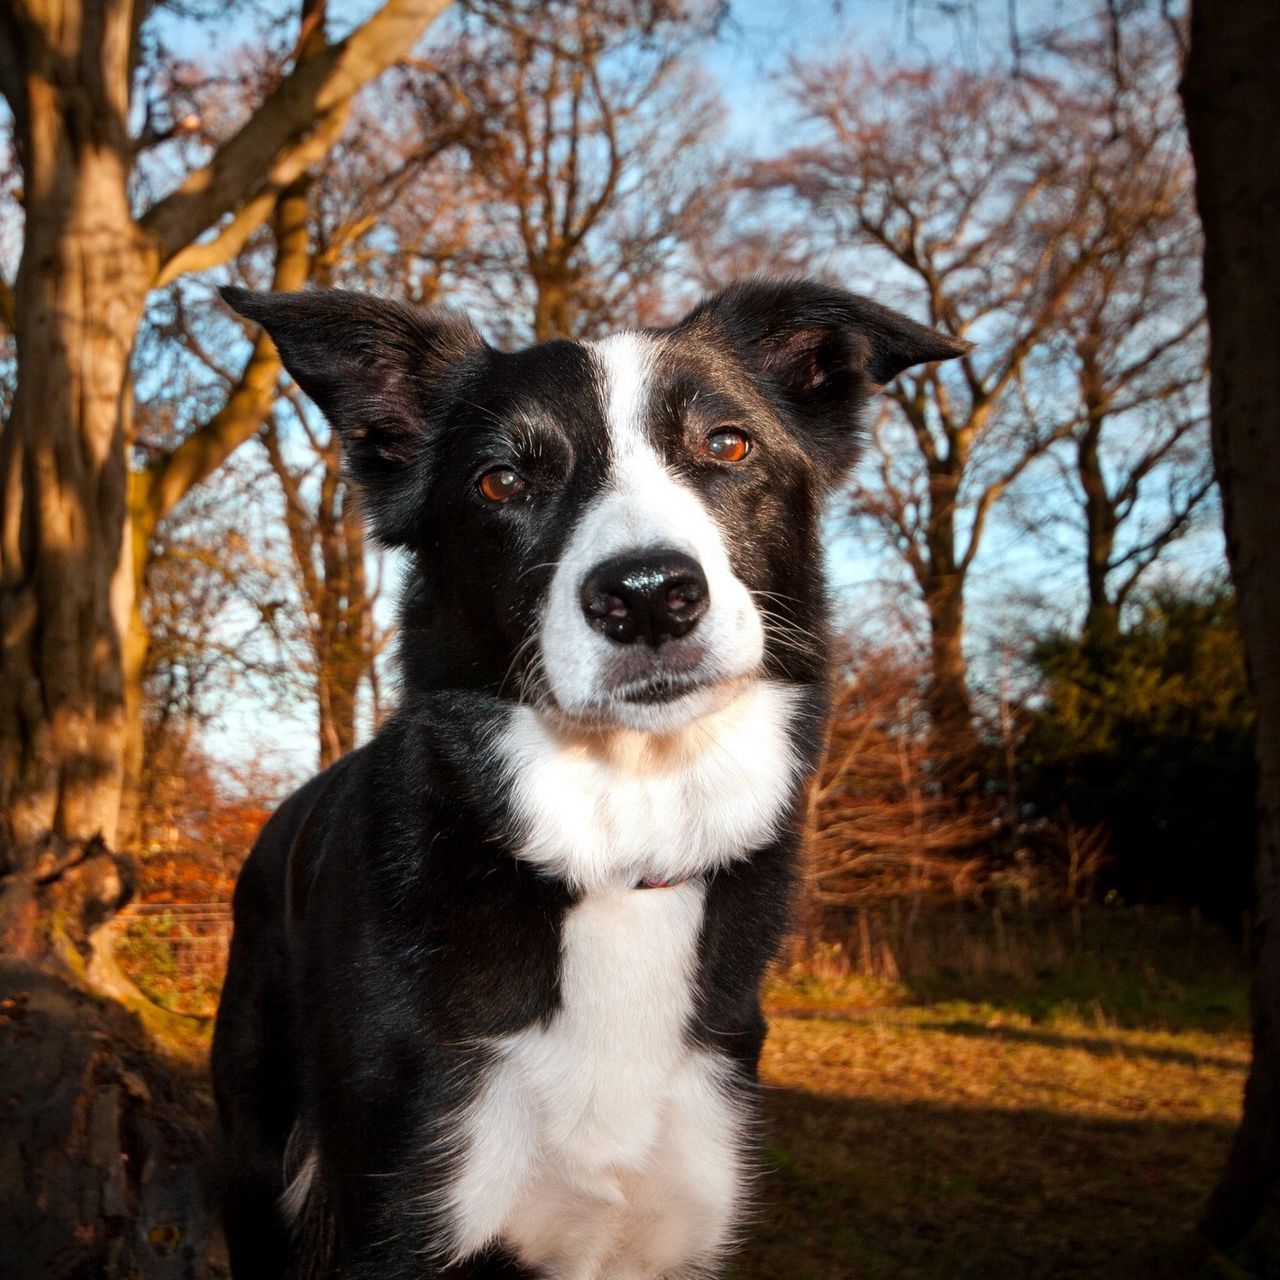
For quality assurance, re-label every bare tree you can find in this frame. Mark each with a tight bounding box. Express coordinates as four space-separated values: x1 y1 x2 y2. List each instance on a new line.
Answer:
261 400 389 768
0 0 449 961
1035 22 1210 644
757 61 1094 765
285 69 481 305
137 460 297 854
760 23 1207 761
416 0 726 341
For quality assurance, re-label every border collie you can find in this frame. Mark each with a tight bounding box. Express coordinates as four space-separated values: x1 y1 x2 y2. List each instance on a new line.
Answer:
212 278 967 1279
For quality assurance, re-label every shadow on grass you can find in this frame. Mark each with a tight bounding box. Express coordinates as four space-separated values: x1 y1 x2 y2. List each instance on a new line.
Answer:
729 1086 1234 1280
920 1020 1248 1073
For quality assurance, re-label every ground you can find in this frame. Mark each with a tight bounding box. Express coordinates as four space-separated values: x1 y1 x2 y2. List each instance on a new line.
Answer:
738 987 1245 1278
8 904 1249 1278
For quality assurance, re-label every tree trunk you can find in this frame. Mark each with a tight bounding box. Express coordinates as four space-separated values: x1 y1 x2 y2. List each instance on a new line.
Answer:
533 268 575 341
1183 0 1280 1256
1078 406 1121 646
316 479 368 768
265 391 375 770
0 1 153 873
304 465 371 769
921 464 979 776
0 958 227 1278
317 663 359 768
117 494 154 854
1 0 449 967
924 584 972 745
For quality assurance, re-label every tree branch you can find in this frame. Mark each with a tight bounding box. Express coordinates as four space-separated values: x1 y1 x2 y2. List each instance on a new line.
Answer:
958 416 1075 576
1113 416 1205 517
1111 475 1215 587
262 417 324 611
141 176 313 529
138 0 449 267
888 379 940 470
564 57 622 253
153 108 347 287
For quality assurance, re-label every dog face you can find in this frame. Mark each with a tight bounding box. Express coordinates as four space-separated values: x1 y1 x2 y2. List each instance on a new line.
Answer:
223 279 966 732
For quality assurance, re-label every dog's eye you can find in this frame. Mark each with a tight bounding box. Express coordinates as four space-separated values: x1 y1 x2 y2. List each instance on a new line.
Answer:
702 428 752 463
477 467 528 504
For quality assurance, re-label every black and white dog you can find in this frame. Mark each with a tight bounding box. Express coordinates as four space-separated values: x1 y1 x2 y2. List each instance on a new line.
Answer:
212 278 966 1279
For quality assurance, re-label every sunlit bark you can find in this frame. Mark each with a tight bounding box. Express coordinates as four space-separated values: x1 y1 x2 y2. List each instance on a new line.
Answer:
0 0 447 960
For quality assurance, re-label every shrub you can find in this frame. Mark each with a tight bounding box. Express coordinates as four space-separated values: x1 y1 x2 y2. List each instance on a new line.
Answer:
1018 584 1255 924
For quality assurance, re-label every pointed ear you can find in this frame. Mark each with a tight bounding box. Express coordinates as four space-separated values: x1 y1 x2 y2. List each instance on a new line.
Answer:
680 277 971 463
221 287 485 544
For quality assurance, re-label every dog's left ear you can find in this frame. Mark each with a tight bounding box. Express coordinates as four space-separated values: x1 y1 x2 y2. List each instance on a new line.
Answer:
221 286 486 544
681 277 971 465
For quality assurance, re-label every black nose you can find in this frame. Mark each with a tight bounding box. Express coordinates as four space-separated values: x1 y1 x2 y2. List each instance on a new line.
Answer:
580 550 710 646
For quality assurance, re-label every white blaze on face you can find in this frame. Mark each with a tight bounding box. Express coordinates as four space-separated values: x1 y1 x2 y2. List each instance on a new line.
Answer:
538 332 765 730
451 336 800 1275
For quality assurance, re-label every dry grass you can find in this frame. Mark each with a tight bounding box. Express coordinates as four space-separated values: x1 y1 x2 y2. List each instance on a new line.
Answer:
733 920 1248 1280
112 902 1248 1276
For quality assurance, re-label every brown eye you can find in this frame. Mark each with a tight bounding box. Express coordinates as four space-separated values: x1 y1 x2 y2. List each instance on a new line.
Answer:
477 467 527 503
703 428 751 463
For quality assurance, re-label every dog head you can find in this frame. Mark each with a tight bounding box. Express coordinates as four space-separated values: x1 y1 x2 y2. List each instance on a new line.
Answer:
223 278 967 733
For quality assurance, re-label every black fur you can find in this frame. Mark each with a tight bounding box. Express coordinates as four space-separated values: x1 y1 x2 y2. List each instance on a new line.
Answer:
212 278 966 1278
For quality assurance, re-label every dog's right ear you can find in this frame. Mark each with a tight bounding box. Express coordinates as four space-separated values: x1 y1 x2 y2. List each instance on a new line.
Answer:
221 287 485 544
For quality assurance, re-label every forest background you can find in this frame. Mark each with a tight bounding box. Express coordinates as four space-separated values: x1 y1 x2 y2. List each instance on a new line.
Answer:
1 1 1276 1276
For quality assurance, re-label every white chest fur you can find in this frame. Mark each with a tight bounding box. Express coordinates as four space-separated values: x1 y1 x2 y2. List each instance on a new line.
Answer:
497 679 802 893
441 883 745 1279
438 683 801 1276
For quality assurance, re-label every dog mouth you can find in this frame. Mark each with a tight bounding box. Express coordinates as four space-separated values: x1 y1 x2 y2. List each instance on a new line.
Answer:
614 673 711 705
535 595 768 731
544 669 755 733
